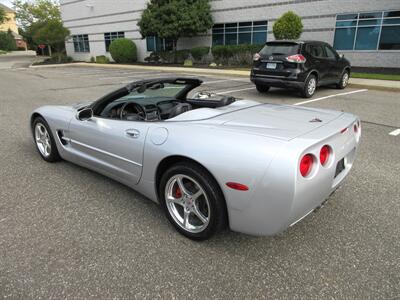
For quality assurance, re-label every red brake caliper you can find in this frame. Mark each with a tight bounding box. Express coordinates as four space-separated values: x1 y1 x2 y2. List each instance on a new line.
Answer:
174 184 182 198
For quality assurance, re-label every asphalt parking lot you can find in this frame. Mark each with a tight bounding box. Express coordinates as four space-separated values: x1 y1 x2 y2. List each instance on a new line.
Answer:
0 61 399 299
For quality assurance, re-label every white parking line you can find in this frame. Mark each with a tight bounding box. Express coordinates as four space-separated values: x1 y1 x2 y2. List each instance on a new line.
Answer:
215 87 255 94
294 89 368 106
389 129 400 136
100 72 166 80
202 79 232 84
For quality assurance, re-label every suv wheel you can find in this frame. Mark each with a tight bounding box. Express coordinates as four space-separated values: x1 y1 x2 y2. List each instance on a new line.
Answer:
256 84 270 93
336 71 349 89
301 74 317 98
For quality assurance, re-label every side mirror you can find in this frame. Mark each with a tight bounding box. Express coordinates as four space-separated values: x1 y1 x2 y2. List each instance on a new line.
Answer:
77 107 93 121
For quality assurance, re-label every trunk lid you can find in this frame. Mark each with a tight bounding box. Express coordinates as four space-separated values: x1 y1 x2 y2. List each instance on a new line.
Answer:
213 104 343 141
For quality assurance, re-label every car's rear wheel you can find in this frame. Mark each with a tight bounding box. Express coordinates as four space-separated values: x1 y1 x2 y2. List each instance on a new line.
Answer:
32 117 61 162
159 162 227 240
336 70 349 89
301 74 317 98
256 84 270 93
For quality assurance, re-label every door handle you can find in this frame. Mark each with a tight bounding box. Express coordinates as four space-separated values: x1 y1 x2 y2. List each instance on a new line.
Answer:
125 129 140 138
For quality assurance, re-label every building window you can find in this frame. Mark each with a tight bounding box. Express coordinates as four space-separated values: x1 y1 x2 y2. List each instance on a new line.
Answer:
146 36 173 52
72 34 90 53
333 10 400 51
212 21 268 46
104 32 125 52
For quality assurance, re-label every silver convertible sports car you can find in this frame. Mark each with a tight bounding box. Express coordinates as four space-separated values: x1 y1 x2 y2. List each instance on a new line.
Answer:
31 77 361 240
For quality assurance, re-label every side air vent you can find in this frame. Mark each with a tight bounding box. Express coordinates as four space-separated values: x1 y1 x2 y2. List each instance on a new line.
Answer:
57 130 69 146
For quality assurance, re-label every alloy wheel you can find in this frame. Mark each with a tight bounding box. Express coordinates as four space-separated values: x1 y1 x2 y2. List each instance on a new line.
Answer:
308 77 316 95
165 174 210 233
35 123 51 157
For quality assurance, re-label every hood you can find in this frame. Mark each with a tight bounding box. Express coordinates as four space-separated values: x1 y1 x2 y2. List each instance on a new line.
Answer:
213 104 343 141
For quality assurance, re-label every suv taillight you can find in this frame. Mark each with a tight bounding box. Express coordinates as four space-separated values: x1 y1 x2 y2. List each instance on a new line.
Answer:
286 54 306 63
253 53 261 61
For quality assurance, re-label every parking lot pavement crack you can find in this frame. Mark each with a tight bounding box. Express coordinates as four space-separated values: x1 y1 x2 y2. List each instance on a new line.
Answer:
361 120 400 130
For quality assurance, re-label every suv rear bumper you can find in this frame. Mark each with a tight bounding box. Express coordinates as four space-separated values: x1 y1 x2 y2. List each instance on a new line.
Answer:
251 73 305 90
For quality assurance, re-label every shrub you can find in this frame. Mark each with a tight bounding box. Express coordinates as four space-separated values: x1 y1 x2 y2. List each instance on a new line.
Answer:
47 53 73 63
144 52 160 63
0 31 17 51
183 59 193 67
95 55 109 64
90 56 95 63
190 46 210 62
211 44 264 65
273 11 303 40
109 38 137 63
156 49 190 64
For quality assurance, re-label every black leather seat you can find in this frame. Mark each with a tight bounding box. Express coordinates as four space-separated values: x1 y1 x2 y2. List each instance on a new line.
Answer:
168 103 192 119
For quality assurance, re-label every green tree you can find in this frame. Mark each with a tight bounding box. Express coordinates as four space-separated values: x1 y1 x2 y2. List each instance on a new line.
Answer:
273 11 303 40
0 7 8 24
138 0 213 49
0 29 17 51
33 19 69 58
13 0 67 51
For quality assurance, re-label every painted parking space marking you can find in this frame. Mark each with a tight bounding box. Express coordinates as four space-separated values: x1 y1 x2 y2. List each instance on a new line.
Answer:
389 129 400 136
214 87 255 94
294 89 368 106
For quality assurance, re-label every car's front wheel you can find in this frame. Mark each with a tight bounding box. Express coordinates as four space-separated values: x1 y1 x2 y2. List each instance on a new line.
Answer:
301 74 317 98
336 70 350 89
256 84 270 93
159 162 227 240
32 117 61 162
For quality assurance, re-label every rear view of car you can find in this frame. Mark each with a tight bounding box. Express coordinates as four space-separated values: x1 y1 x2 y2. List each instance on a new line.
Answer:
251 40 351 98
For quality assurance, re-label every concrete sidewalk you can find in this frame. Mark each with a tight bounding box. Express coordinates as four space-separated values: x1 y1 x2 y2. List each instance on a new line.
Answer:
31 62 400 91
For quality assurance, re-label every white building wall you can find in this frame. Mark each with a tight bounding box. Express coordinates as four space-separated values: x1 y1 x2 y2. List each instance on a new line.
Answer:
60 0 400 68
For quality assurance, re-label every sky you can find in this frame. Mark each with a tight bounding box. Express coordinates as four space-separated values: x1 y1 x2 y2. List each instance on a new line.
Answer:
0 0 14 9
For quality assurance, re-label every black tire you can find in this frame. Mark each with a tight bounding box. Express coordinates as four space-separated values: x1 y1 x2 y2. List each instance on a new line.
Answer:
256 84 270 93
159 162 227 240
301 74 317 98
336 70 350 89
32 117 61 162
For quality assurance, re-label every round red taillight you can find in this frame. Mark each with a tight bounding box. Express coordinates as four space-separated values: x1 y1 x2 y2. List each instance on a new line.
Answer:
320 145 331 166
300 154 314 177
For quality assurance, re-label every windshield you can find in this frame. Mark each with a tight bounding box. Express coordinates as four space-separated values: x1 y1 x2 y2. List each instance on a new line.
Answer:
120 82 188 104
259 43 300 56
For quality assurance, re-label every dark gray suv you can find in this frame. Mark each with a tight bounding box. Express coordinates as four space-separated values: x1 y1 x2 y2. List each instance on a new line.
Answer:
250 40 351 98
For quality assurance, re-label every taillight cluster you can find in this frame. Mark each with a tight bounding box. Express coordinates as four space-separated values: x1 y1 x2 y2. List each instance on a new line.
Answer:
286 54 306 63
300 145 332 177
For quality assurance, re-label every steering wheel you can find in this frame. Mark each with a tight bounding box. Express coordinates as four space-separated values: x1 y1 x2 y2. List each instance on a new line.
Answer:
120 102 146 121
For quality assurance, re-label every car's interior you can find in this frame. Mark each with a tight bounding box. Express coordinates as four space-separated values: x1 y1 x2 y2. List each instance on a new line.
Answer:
90 78 236 121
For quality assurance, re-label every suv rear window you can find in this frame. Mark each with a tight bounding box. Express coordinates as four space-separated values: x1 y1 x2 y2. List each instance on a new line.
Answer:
259 43 300 56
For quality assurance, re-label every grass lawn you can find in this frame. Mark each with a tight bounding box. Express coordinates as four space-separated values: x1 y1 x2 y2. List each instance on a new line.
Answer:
0 50 7 55
351 72 400 81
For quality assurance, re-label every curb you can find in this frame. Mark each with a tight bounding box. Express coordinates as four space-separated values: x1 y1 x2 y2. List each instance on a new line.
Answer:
30 62 400 91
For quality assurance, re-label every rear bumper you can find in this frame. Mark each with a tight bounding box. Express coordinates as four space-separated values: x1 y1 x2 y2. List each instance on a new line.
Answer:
227 113 361 236
250 72 305 89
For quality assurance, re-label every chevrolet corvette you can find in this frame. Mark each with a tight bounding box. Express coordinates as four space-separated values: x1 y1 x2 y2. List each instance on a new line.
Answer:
31 77 361 240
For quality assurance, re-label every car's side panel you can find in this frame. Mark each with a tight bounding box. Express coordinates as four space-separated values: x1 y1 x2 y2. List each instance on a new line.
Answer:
67 117 149 185
137 122 286 213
